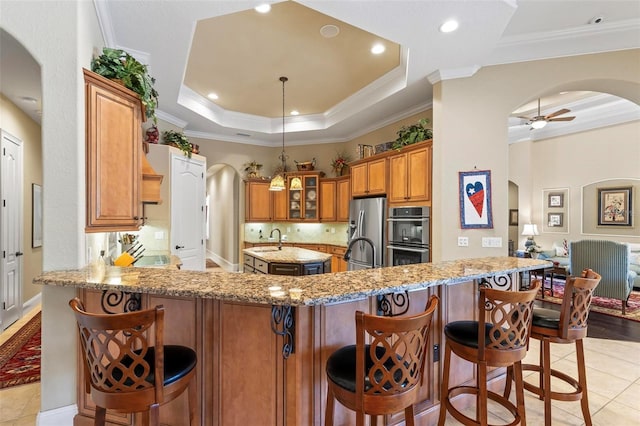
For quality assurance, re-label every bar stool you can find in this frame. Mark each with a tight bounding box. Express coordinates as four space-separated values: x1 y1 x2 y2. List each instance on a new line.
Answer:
69 298 197 426
438 281 540 426
505 269 601 426
325 295 439 426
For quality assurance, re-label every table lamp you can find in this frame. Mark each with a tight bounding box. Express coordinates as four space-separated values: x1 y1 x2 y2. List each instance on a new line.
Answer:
522 223 539 249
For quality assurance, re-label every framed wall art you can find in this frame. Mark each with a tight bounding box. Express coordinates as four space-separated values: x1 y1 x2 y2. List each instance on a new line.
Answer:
548 192 564 208
32 183 43 248
548 212 563 227
509 209 518 226
598 186 632 226
459 169 493 229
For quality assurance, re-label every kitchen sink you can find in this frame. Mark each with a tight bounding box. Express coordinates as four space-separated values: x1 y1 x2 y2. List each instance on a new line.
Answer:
134 254 171 267
250 246 281 252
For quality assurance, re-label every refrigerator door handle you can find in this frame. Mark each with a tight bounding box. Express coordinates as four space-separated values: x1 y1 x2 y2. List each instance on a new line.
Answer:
387 245 430 253
358 210 365 251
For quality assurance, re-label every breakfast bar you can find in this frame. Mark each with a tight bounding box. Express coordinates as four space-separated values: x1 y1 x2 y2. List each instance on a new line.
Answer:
35 257 549 426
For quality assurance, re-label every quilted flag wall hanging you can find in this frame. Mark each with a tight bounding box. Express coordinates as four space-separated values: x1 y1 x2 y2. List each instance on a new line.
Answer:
459 169 494 229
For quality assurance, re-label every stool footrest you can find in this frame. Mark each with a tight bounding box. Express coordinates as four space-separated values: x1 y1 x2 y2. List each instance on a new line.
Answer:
445 385 521 426
521 363 584 402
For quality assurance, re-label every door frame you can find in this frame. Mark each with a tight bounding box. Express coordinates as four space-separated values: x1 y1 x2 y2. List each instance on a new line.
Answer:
1 129 24 329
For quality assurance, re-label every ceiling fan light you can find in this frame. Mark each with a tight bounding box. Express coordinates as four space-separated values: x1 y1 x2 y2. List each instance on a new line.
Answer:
531 119 547 129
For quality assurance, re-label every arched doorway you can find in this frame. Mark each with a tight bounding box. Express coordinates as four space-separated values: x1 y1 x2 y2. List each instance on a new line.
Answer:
206 164 241 271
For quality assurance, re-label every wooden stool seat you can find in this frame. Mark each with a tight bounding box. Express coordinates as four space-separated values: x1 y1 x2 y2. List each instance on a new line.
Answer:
506 269 601 426
438 281 540 426
69 297 198 426
325 295 438 426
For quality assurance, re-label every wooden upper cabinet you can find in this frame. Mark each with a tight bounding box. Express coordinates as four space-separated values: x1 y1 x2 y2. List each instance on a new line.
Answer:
245 180 272 222
388 141 432 206
319 180 337 222
84 69 142 232
351 157 387 198
272 188 288 221
336 177 350 222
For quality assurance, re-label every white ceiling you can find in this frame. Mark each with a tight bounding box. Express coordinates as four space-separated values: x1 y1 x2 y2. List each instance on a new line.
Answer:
2 0 640 146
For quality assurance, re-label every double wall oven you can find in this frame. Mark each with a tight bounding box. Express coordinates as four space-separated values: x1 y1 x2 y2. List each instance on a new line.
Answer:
387 206 430 266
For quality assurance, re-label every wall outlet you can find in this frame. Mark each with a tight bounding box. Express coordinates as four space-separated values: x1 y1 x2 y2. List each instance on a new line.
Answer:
482 237 503 248
331 228 336 234
458 237 469 247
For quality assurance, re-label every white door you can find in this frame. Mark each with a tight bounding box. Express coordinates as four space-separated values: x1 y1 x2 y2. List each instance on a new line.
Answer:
171 154 206 271
1 130 23 330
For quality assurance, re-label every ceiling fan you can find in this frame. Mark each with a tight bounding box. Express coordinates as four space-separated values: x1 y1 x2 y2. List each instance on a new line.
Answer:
518 98 575 130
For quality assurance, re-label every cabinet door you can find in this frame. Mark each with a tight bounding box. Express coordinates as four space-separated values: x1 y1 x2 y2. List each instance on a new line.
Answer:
245 181 272 222
336 178 350 222
303 175 319 220
366 158 387 195
270 263 301 275
272 188 288 221
288 176 302 220
319 180 336 222
85 70 142 232
407 146 430 202
388 152 409 203
350 163 369 197
303 262 324 275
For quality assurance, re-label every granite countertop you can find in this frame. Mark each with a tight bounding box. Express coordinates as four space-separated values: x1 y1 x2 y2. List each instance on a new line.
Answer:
243 246 332 263
34 257 551 307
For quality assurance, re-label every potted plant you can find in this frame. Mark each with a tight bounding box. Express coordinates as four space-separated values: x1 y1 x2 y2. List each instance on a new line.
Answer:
91 47 159 124
526 244 543 259
162 130 193 157
392 118 433 150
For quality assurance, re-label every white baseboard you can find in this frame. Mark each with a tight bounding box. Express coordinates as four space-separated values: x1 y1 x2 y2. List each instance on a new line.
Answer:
206 251 241 272
23 292 42 314
37 404 78 425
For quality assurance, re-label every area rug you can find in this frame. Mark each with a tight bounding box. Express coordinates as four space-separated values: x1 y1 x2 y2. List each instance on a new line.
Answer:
0 312 41 388
537 280 640 322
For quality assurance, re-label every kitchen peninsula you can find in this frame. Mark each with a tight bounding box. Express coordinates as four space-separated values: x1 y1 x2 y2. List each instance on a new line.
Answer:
243 245 332 275
35 257 549 425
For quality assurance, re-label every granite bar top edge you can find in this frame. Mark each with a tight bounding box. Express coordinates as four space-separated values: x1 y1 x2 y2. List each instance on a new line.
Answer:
34 257 552 306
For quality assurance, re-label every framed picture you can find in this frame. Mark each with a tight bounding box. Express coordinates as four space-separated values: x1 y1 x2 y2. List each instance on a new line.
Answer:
548 192 564 208
548 212 563 227
32 183 42 248
509 209 518 226
598 186 633 226
459 170 493 229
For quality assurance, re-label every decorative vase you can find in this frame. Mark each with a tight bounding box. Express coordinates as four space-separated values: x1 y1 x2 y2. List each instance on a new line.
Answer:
531 252 539 259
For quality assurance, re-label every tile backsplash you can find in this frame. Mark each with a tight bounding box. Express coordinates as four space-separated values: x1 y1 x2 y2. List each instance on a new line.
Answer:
244 223 349 246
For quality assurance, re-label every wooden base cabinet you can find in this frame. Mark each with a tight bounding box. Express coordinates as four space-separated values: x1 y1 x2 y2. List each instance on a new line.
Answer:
74 276 502 425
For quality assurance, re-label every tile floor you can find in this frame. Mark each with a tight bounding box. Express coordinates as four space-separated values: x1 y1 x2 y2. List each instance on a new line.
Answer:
1 304 639 425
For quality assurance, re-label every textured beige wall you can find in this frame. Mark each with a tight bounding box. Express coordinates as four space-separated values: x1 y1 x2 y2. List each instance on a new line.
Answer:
434 49 640 261
0 94 43 304
526 120 640 248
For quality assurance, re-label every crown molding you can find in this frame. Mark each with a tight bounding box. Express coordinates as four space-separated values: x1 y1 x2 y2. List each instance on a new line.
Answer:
427 65 481 84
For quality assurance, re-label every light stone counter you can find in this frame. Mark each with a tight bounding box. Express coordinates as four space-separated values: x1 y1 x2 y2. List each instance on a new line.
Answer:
34 257 551 306
243 246 332 263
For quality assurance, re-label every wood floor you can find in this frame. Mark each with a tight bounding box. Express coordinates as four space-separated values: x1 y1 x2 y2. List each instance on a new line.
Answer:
537 299 640 342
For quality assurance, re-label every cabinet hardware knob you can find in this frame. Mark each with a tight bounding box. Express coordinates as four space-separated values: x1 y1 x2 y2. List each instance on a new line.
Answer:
133 216 139 220
16 251 24 256
175 245 185 250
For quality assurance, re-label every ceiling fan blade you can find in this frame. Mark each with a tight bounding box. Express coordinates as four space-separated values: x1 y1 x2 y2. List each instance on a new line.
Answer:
545 108 571 119
548 116 575 122
516 116 532 121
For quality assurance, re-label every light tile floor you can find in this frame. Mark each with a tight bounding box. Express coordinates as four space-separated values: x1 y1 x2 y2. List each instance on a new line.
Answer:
1 305 639 425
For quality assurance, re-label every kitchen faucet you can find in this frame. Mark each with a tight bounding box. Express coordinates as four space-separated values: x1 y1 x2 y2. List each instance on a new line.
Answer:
344 236 377 268
270 228 283 250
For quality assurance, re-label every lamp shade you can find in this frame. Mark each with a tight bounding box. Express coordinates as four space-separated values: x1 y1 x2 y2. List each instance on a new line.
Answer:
269 174 285 191
289 176 302 190
522 223 539 236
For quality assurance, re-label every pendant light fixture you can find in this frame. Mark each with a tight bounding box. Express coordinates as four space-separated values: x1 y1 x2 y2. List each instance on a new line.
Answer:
270 76 300 191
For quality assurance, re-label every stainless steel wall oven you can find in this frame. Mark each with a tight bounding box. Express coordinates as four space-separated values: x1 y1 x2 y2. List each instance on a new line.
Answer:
387 206 430 266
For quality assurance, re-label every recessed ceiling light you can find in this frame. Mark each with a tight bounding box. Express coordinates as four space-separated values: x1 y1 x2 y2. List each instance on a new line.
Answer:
439 19 459 33
254 4 271 14
559 91 569 95
290 110 299 116
371 43 385 55
207 92 219 100
20 96 37 104
320 24 340 38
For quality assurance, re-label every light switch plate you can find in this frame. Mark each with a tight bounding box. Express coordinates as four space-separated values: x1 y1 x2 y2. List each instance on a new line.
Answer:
482 237 503 248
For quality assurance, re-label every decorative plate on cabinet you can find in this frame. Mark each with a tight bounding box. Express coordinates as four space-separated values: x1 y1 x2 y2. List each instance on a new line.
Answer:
307 190 316 200
292 192 301 200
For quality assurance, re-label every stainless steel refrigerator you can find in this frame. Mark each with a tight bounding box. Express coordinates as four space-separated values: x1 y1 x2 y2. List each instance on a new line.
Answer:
347 197 386 270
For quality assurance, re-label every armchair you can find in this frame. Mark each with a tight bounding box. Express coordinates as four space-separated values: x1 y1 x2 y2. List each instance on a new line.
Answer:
569 240 636 315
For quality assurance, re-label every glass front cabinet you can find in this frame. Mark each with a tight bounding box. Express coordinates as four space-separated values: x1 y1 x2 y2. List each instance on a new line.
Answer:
287 174 319 221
